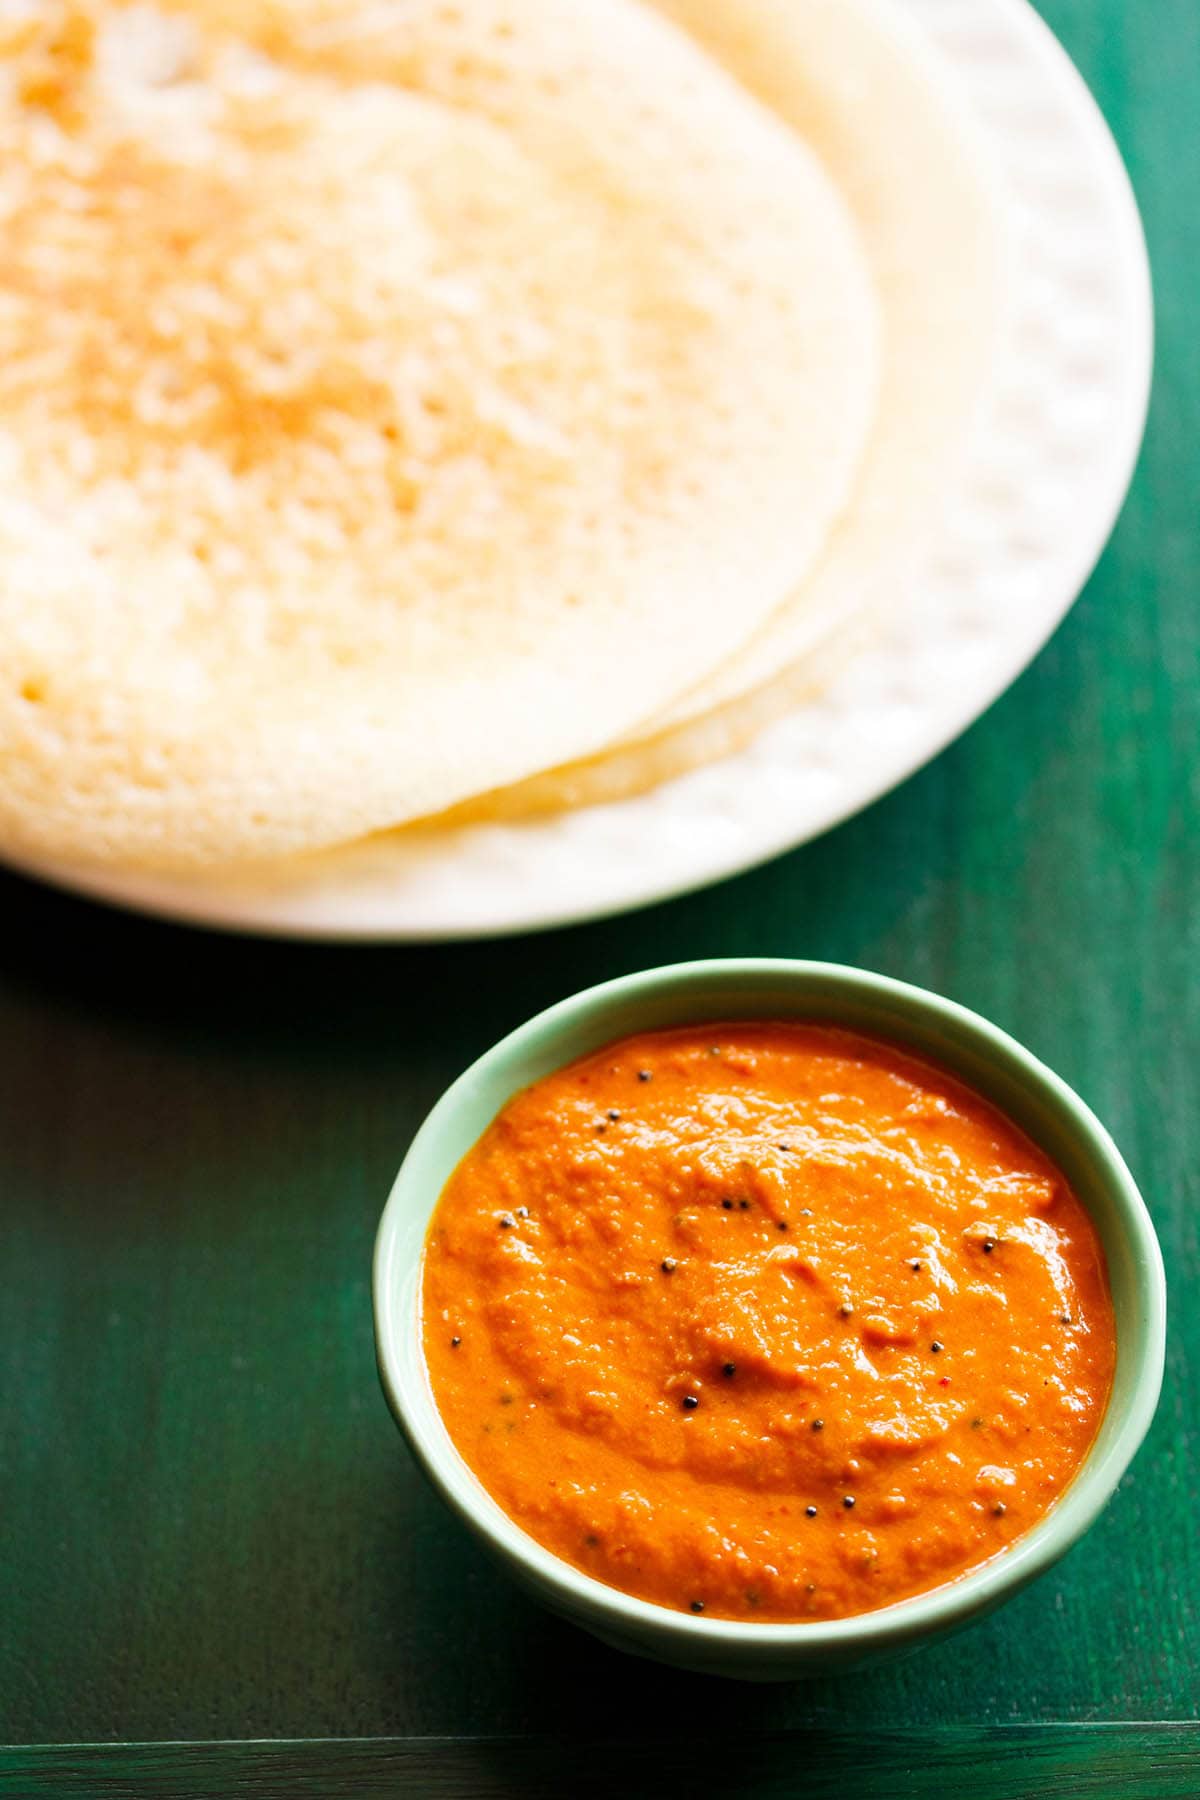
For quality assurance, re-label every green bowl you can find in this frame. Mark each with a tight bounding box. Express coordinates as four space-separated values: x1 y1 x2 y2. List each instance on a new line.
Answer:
373 959 1166 1680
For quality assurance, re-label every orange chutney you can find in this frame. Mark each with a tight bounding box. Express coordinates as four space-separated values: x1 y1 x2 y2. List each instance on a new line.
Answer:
421 1024 1115 1621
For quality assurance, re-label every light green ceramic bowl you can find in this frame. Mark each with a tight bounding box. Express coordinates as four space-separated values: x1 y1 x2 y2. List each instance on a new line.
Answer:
373 960 1166 1681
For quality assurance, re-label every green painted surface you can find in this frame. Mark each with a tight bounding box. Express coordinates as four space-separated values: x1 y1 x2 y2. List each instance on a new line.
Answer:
0 0 1196 1778
3 1727 1200 1798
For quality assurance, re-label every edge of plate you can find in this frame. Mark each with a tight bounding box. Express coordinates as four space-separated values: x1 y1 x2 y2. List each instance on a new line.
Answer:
0 0 1154 942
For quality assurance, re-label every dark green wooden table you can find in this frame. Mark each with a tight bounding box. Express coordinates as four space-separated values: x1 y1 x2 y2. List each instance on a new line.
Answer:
1 2 1196 1793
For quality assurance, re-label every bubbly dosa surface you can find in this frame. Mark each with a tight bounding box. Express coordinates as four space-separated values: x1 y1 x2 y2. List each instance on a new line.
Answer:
0 0 877 870
444 0 1009 825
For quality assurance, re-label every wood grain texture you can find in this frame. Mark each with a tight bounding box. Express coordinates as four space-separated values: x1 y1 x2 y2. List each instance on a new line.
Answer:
3 1728 1200 1799
0 0 1195 1764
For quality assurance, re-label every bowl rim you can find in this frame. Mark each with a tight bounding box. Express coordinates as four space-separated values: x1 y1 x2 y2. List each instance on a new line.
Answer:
373 957 1166 1655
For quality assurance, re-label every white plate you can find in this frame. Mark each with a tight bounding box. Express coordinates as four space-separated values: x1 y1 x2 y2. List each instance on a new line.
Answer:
13 0 1150 940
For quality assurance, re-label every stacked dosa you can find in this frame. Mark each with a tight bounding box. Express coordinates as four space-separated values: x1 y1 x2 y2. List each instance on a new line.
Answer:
0 0 1003 872
448 0 1008 821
